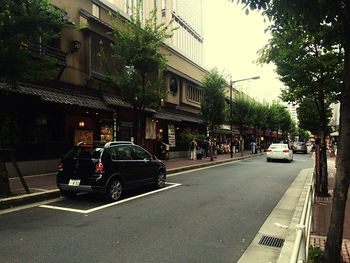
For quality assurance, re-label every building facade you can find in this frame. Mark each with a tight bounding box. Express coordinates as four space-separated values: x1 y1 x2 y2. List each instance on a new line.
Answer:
0 0 207 163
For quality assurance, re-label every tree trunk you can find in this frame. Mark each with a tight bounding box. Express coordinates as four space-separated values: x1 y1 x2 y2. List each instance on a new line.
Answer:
319 125 329 196
0 153 11 197
318 89 328 196
239 128 244 156
324 5 350 262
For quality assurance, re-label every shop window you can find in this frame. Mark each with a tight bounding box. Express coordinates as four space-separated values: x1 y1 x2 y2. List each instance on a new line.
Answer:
101 125 113 142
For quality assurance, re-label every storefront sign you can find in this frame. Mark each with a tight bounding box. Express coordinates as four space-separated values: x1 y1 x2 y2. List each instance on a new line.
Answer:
168 125 176 147
145 118 156 139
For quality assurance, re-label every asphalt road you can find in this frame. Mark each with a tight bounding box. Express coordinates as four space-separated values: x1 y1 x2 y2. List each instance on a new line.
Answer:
0 154 314 263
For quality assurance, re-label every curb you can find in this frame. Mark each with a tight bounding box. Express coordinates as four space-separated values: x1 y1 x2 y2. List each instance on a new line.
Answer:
0 190 60 210
0 153 264 210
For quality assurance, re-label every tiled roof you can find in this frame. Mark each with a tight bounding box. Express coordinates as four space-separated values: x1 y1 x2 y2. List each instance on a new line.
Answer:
0 82 111 111
102 95 132 108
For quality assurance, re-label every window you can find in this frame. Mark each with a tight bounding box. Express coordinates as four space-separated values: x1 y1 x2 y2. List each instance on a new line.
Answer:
161 0 166 17
187 84 202 103
90 32 115 77
92 4 100 18
110 146 132 160
131 146 150 160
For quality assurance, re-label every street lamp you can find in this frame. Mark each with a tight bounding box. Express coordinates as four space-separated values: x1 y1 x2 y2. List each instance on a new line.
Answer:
230 76 260 158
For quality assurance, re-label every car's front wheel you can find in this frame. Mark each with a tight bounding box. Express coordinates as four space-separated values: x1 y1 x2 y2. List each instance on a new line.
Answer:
106 178 123 202
156 171 166 188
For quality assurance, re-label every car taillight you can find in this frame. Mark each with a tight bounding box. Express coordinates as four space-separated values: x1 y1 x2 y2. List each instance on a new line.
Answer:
58 162 63 171
266 149 272 152
95 162 104 173
283 150 289 153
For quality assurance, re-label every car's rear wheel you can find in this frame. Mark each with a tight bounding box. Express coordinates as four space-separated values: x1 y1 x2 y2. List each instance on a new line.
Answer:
107 178 123 201
156 171 166 188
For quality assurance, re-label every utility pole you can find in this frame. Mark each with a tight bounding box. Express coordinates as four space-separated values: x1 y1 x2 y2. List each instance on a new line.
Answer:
230 78 233 158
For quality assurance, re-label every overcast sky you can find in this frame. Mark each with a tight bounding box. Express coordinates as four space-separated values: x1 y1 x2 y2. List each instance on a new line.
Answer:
202 0 284 103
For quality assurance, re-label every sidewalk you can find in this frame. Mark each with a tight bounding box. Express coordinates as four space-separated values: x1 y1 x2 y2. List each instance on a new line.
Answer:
310 157 350 262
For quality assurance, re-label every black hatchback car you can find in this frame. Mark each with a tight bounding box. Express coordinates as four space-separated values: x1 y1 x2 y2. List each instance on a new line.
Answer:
57 141 166 201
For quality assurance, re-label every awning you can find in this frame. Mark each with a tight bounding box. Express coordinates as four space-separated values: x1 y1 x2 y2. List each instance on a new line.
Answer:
0 82 112 111
154 109 203 124
103 94 156 113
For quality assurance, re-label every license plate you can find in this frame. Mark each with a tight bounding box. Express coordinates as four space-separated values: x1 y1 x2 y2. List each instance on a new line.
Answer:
68 179 81 186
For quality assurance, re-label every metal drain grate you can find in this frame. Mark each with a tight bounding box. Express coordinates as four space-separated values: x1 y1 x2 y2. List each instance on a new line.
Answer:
258 235 285 248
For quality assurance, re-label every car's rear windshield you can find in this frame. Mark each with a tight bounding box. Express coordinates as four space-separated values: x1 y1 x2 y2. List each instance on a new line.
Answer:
269 144 288 149
63 146 103 159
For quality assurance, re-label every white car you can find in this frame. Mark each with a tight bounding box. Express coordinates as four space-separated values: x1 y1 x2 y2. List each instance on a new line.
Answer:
266 143 293 162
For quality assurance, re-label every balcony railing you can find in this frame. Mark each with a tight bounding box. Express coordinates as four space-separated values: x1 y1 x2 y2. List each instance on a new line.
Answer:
26 42 67 67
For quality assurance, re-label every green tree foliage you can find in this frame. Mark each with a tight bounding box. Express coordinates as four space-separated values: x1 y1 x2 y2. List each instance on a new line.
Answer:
297 128 310 143
0 0 72 198
0 0 72 82
297 98 332 136
232 0 350 261
259 20 342 197
200 68 226 131
200 68 226 161
108 2 174 144
230 92 252 136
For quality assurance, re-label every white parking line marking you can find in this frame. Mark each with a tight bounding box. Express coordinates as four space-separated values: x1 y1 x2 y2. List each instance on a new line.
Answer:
39 182 181 214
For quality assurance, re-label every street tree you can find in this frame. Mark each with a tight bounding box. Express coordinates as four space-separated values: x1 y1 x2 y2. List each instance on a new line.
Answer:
0 0 71 82
230 92 253 155
259 22 342 196
278 106 293 140
255 102 270 148
265 102 280 140
108 2 174 144
200 68 226 161
0 0 72 197
297 98 332 136
232 0 350 261
248 100 261 139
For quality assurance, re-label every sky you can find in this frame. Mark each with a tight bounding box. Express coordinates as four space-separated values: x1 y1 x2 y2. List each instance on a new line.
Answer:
202 0 285 103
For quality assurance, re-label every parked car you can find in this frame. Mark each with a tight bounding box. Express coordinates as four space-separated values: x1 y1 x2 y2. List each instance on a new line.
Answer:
266 143 293 162
292 142 308 154
56 141 166 201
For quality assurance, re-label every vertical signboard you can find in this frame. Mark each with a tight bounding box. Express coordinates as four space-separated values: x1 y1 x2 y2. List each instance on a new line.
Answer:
168 124 176 147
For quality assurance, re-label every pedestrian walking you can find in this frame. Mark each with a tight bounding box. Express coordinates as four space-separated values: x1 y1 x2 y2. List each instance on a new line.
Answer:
203 139 209 158
250 141 257 154
189 138 198 160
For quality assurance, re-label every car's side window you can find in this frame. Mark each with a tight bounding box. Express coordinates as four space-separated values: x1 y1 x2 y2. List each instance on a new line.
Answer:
110 146 132 160
130 146 151 160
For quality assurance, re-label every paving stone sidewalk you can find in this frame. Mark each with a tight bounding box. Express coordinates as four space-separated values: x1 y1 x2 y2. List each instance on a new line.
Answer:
310 157 350 263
